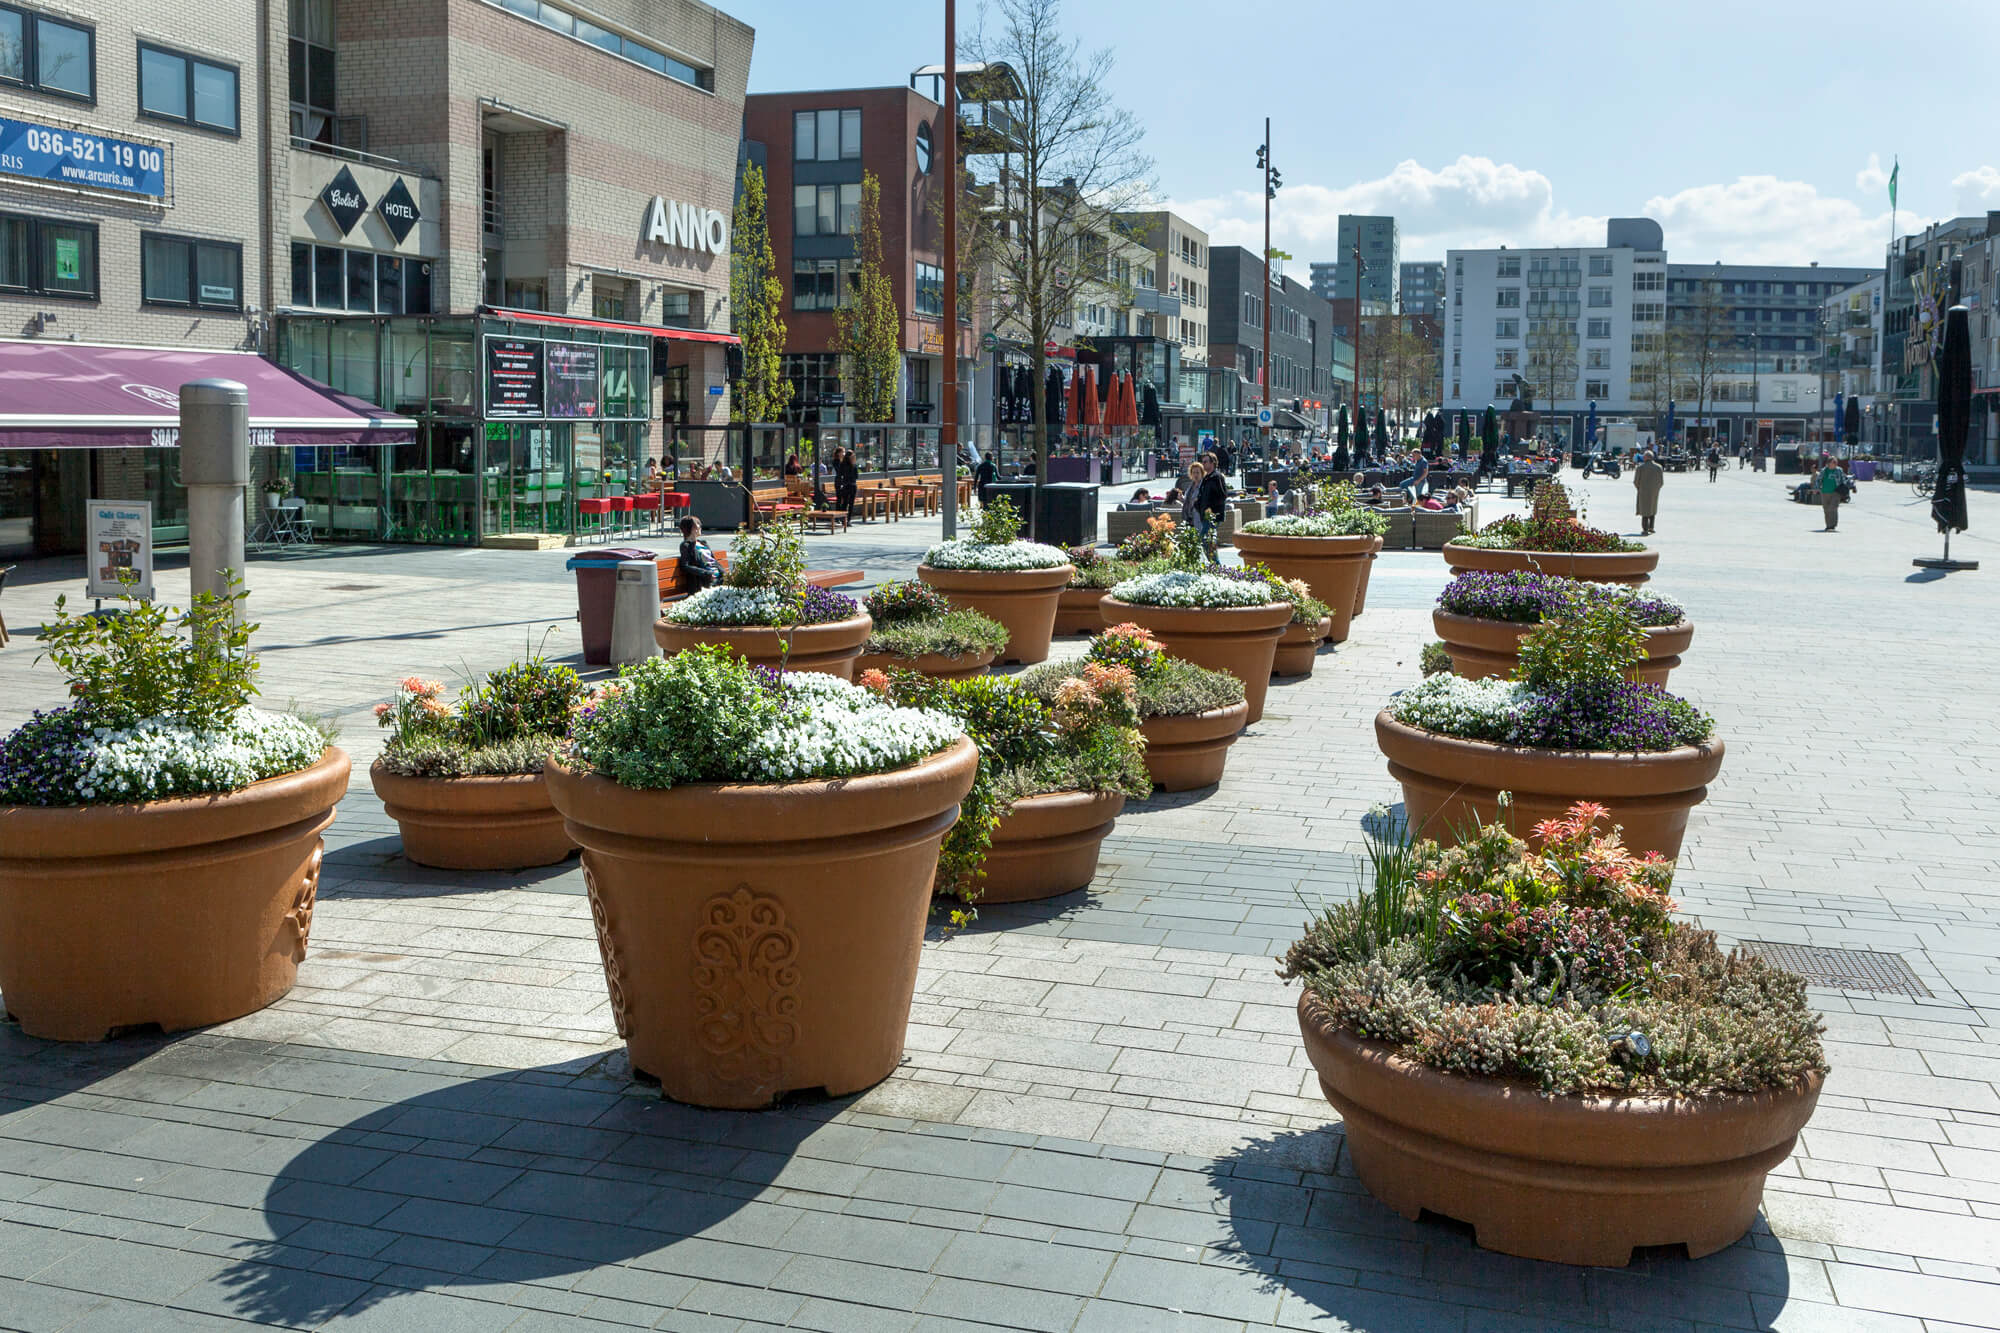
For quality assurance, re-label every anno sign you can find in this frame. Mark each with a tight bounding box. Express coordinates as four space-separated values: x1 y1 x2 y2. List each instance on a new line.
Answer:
643 196 728 254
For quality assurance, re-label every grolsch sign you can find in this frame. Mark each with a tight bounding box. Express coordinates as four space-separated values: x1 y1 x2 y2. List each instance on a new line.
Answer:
319 166 368 234
643 196 728 254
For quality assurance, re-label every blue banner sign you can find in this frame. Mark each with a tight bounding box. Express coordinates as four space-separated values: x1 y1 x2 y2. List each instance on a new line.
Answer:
0 116 168 199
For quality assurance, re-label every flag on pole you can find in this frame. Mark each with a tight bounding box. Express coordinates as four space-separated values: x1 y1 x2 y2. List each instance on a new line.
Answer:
1888 157 1898 209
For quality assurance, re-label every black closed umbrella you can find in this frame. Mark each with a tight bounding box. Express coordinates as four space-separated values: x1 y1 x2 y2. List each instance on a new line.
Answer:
1140 381 1161 431
1016 367 1035 424
1933 305 1971 539
1844 396 1861 450
1458 411 1473 454
995 361 1014 423
1044 367 1064 434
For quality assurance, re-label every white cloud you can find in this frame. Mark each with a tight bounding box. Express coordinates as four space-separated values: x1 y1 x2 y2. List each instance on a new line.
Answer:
1954 166 2000 213
1856 153 1890 194
1641 177 1890 267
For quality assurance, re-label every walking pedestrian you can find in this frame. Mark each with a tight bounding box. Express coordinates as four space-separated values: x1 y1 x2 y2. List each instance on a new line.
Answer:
1632 450 1665 536
1815 457 1845 531
1705 446 1721 482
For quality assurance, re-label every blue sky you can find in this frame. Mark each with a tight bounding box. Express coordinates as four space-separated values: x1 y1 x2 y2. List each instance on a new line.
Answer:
727 0 2000 269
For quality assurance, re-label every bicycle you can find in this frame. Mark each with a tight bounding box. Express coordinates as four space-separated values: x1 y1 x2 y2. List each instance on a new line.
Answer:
1910 464 1937 498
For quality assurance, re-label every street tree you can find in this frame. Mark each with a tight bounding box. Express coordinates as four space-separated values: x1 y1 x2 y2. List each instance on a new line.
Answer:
833 171 901 423
1671 276 1732 444
729 162 792 424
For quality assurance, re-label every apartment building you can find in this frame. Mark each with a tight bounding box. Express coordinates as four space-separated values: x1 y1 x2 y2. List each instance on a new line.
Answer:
1118 208 1210 408
1309 214 1397 310
1209 245 1335 438
1399 260 1443 319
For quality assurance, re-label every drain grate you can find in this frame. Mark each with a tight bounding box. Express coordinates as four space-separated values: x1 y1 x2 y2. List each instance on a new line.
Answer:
1740 941 1932 998
325 583 379 592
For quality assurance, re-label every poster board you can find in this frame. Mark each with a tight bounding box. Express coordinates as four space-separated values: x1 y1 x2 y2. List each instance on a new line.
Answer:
87 498 154 600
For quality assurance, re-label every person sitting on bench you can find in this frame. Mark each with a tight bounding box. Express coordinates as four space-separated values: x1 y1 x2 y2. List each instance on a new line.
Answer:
678 516 722 591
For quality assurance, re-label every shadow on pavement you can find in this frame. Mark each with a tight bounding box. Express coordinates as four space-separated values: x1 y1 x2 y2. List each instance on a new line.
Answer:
217 1061 837 1326
1210 1126 1799 1331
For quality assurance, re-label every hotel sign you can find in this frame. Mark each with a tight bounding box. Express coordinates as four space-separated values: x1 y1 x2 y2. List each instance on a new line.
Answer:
643 196 728 254
319 166 368 234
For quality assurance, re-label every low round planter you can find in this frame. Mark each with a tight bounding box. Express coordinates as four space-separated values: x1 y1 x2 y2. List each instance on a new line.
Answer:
1100 597 1293 726
1433 611 1693 688
1272 616 1332 678
1232 532 1373 643
0 747 352 1042
918 564 1074 665
544 737 978 1109
853 646 995 681
653 613 872 680
1444 542 1659 585
1054 586 1110 636
1139 701 1250 791
1298 989 1822 1266
1374 710 1723 860
978 790 1125 904
369 762 574 870
1352 536 1384 617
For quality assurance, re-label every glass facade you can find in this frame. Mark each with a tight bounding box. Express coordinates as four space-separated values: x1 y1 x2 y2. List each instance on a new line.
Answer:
277 313 655 544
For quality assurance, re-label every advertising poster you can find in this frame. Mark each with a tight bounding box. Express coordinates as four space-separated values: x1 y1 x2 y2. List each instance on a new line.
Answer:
86 499 154 600
0 115 169 199
545 342 601 419
485 337 544 418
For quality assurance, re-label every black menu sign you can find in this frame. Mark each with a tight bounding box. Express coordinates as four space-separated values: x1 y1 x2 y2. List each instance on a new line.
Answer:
485 337 544 418
376 177 421 243
319 166 368 235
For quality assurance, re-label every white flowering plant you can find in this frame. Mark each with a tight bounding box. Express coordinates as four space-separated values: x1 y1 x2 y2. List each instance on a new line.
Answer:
1241 512 1387 538
664 583 859 627
1109 570 1287 609
567 646 961 789
922 496 1069 571
1390 674 1524 743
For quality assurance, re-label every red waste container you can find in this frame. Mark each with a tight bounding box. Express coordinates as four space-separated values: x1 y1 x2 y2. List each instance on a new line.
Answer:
566 548 657 665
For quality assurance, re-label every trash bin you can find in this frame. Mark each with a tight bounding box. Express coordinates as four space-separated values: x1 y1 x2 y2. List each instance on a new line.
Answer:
566 547 657 665
609 560 662 666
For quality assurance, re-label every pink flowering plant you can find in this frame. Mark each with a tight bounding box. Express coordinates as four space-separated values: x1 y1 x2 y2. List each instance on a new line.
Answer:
375 657 585 779
1280 802 1826 1095
1017 624 1245 721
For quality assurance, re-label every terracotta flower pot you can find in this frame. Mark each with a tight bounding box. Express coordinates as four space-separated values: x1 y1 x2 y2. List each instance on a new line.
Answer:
1100 597 1292 725
1232 531 1374 643
369 761 574 870
1297 989 1823 1266
918 564 1074 665
1139 701 1249 791
1374 710 1723 861
977 790 1124 904
1352 535 1384 616
653 612 872 680
0 747 352 1042
1054 586 1110 636
544 737 977 1109
1443 542 1660 585
1272 616 1332 678
853 647 994 681
1433 611 1693 688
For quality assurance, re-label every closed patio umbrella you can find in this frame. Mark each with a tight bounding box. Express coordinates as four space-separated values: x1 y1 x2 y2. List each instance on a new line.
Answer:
1664 400 1676 445
1930 305 1971 549
1081 367 1100 428
1065 368 1081 429
1141 381 1161 431
1844 397 1861 449
1045 367 1064 431
1586 401 1599 450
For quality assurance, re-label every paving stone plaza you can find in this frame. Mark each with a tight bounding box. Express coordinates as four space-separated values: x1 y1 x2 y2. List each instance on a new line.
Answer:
2 468 1998 1333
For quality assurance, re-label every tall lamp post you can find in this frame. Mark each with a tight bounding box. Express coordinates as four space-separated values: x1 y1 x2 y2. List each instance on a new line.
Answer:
1256 122 1280 462
940 0 960 537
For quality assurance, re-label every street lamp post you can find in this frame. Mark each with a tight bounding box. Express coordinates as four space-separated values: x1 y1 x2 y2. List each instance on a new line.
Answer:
1256 122 1280 463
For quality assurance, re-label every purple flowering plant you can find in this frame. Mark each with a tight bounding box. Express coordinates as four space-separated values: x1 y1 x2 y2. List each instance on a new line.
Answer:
1438 571 1683 628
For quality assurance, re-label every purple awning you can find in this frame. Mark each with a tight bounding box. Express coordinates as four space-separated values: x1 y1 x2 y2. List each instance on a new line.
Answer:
0 339 416 448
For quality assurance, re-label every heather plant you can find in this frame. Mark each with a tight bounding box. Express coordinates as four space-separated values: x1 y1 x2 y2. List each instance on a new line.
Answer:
377 655 585 779
1115 514 1178 562
1017 624 1243 720
864 579 954 624
1419 641 1454 676
1453 478 1643 554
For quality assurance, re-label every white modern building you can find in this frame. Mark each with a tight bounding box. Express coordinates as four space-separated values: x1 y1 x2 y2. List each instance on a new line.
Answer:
1444 218 1667 442
1821 275 1883 412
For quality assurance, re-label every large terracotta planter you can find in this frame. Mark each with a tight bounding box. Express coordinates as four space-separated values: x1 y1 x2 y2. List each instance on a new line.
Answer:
653 612 872 680
544 737 977 1109
1434 611 1693 688
1444 542 1659 585
1100 597 1292 725
918 564 1074 665
977 790 1124 903
1374 710 1723 860
0 747 351 1042
369 762 573 870
1272 616 1332 677
1232 531 1373 643
1054 586 1110 635
853 646 995 681
1298 990 1822 1266
1139 701 1249 791
1352 536 1384 616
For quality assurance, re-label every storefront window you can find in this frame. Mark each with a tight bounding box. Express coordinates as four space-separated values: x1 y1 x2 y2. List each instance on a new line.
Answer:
386 325 428 414
330 320 379 403
428 322 476 415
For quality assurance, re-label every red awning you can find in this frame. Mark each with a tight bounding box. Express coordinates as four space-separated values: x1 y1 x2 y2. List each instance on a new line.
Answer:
0 340 416 449
481 305 740 345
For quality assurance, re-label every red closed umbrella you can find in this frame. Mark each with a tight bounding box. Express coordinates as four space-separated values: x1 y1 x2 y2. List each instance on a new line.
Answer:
1065 368 1080 428
1081 367 1101 427
1120 373 1137 427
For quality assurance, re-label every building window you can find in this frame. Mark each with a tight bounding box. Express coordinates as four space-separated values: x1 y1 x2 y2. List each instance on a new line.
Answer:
1495 380 1513 399
0 211 96 298
494 0 712 90
141 232 241 310
1495 319 1518 339
782 352 841 415
1633 302 1664 322
289 241 431 313
1494 349 1517 369
793 183 860 236
791 258 847 312
908 357 932 410
0 5 94 101
1586 318 1611 338
1585 379 1610 398
1495 288 1520 308
1587 285 1611 308
288 0 337 142
794 107 860 161
1633 270 1664 291
138 43 237 133
1585 348 1609 369
1496 255 1520 278
1588 254 1613 277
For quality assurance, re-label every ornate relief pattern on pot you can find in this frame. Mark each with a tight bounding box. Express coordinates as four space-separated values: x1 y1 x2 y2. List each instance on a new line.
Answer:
693 886 802 1090
286 847 323 964
582 861 630 1039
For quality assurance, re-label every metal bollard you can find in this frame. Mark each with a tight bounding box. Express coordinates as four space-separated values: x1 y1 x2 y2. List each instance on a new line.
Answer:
609 560 661 665
178 379 250 625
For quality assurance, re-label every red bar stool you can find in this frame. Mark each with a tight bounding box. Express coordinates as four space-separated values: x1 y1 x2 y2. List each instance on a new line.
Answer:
630 491 663 534
607 495 635 534
660 492 692 527
577 496 613 536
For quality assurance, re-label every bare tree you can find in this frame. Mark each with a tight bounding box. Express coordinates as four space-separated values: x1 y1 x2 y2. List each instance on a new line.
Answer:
1671 276 1731 444
1628 327 1681 434
1525 320 1579 439
965 0 1152 526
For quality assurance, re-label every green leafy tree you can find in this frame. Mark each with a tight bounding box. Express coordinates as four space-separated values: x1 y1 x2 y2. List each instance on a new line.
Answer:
833 171 901 423
730 163 792 424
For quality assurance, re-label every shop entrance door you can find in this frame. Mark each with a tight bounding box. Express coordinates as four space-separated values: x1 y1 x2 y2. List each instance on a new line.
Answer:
0 450 89 557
